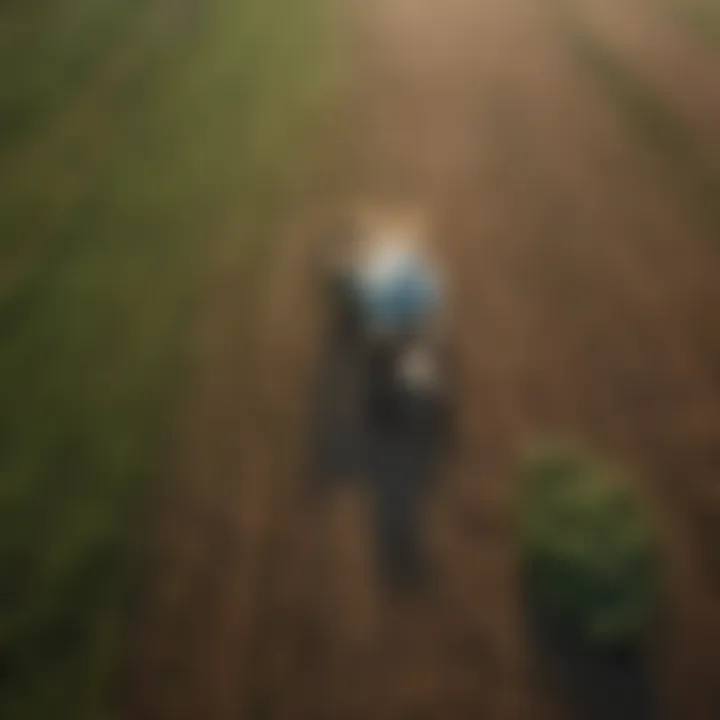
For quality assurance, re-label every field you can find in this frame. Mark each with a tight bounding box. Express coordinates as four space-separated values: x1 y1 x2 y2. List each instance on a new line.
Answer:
2 0 720 717
0 0 333 717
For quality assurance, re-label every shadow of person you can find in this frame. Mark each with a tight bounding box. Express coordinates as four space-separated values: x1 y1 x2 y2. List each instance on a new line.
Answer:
524 591 655 720
307 331 452 595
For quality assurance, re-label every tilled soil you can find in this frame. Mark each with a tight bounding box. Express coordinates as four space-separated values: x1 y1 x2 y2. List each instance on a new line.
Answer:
129 0 720 717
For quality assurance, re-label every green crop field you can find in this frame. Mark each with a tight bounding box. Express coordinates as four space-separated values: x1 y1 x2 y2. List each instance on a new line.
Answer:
0 0 333 716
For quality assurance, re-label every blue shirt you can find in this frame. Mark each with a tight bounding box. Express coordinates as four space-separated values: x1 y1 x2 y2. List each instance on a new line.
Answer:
353 247 442 335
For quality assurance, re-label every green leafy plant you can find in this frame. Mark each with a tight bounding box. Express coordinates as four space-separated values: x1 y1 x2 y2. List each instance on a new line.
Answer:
518 440 660 649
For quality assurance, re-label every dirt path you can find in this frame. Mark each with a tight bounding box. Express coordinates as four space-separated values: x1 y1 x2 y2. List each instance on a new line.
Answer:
130 0 720 717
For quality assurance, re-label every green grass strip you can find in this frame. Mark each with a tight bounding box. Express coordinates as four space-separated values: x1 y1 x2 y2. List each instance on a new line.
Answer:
549 0 720 234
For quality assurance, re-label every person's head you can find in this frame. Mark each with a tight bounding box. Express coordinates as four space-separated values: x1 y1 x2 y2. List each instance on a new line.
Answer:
351 201 430 260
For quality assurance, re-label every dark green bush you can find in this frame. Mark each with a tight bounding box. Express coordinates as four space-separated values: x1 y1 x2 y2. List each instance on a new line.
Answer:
518 441 660 649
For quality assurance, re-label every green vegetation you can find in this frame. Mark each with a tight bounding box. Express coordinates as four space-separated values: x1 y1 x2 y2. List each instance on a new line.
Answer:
518 441 660 649
0 0 334 717
657 0 720 49
549 0 720 233
0 0 149 163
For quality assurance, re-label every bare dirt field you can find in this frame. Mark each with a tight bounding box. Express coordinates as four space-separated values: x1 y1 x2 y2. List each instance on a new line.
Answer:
129 0 720 717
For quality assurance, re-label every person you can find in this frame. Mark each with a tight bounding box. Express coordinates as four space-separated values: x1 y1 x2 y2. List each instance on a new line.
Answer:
349 228 448 425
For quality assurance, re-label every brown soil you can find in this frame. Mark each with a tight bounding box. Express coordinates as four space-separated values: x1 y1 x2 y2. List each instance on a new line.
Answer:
577 0 720 160
128 0 720 717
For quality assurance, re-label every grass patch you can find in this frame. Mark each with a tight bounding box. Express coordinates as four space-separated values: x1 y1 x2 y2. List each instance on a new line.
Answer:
0 0 335 717
548 0 720 233
0 0 152 166
656 0 720 49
